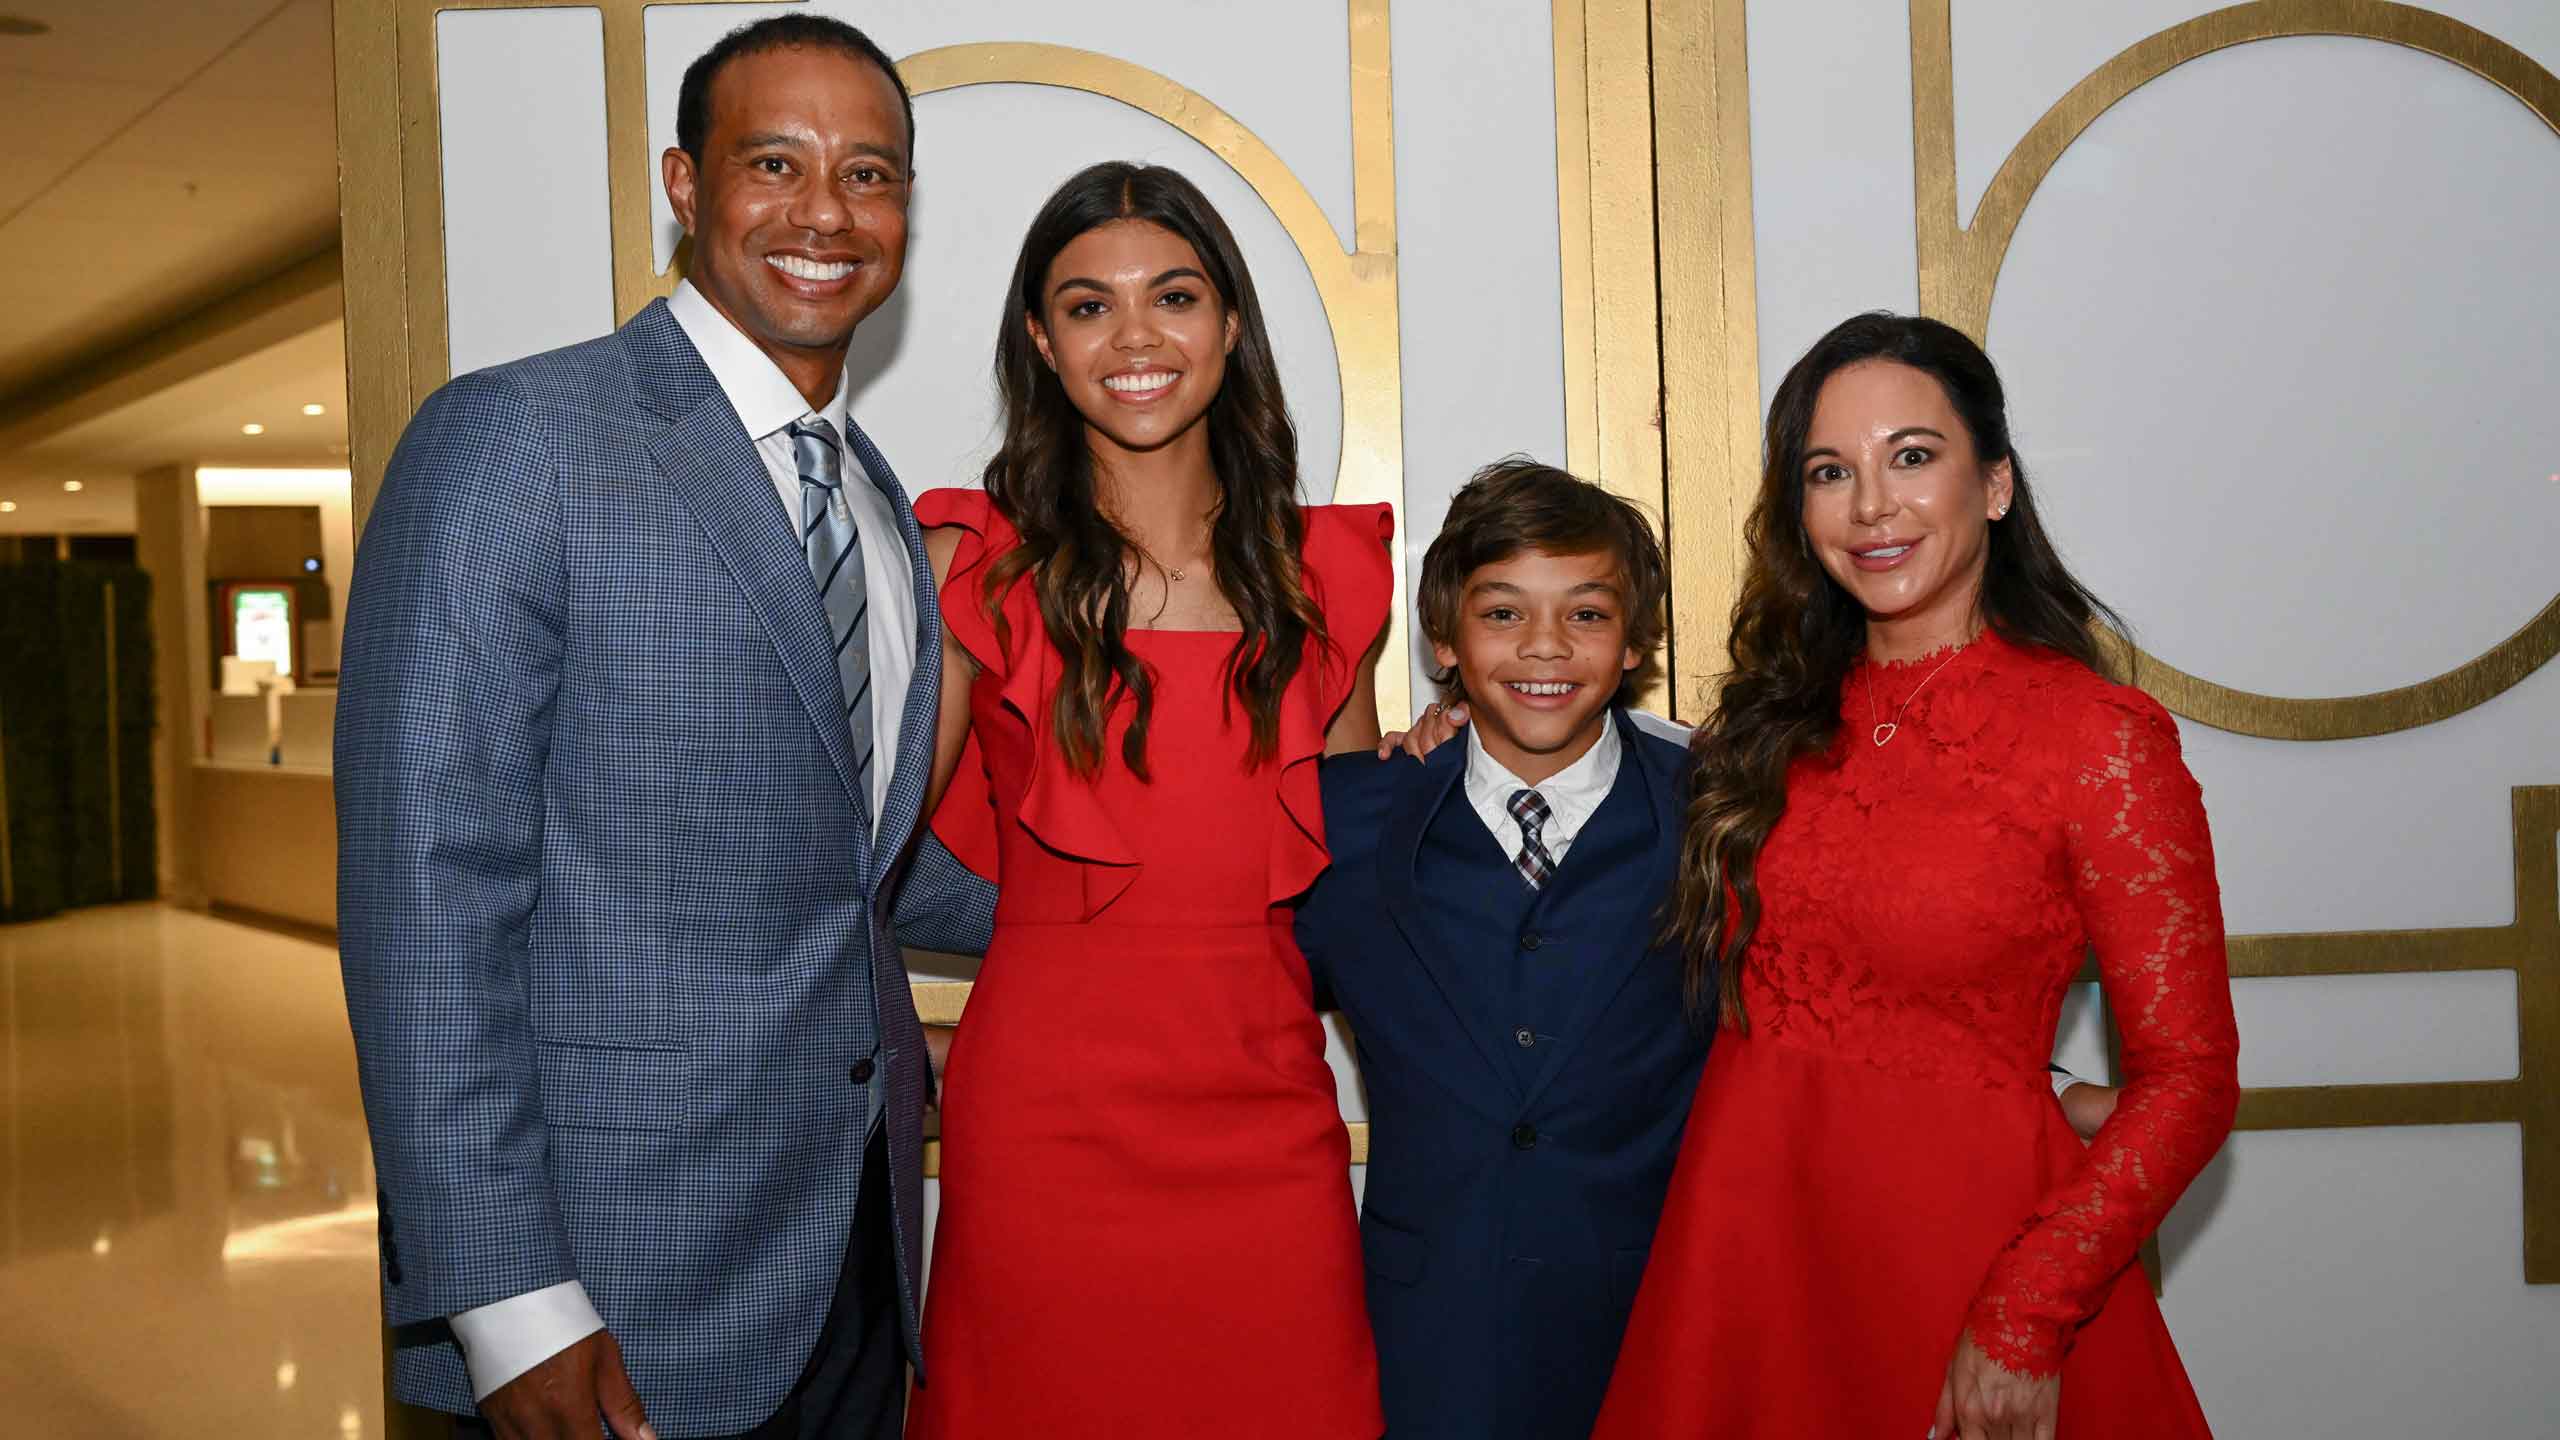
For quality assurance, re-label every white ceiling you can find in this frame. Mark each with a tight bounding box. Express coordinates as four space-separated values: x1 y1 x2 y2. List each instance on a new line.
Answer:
26 321 351 471
0 0 340 401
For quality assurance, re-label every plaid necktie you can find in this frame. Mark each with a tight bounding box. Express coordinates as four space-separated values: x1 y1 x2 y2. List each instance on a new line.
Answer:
1508 788 1556 892
789 417 874 832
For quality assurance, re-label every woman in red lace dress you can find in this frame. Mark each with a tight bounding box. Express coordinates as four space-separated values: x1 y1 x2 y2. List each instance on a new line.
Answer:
1593 313 2239 1440
904 163 1386 1438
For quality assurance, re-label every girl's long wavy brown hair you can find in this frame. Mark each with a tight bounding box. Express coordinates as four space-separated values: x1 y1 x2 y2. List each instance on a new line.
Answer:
1666 312 2127 1028
981 162 1324 779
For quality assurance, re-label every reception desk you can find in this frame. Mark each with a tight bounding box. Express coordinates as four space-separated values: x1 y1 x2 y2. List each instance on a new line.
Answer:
194 759 336 931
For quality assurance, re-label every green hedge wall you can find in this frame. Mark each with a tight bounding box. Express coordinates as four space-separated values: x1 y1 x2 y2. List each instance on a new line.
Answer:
0 561 158 924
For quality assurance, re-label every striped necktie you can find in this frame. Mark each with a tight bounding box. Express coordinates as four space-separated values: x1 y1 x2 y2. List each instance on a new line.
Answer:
789 417 874 829
1508 788 1556 892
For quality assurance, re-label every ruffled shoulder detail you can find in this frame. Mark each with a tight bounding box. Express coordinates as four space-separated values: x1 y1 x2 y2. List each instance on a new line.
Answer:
1267 502 1397 905
916 489 1141 909
913 487 1011 686
917 495 1395 916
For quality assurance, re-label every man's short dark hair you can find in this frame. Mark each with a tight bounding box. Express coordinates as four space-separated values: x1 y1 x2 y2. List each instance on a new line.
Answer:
1416 457 1670 703
676 15 915 166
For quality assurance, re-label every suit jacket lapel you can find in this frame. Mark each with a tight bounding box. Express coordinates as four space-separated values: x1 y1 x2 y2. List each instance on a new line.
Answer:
1380 743 1519 1096
1516 711 1676 1112
840 416 940 893
641 327 872 857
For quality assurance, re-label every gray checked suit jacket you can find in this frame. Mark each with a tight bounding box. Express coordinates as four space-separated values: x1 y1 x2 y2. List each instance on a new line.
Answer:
335 299 991 1431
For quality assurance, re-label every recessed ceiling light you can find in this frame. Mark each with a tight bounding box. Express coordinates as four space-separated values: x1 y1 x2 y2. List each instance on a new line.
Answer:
302 403 327 416
62 480 83 493
0 16 54 38
1 501 17 513
242 422 266 435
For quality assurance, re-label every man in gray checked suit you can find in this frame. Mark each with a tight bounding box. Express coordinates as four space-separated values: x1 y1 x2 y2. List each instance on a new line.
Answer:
336 17 987 1439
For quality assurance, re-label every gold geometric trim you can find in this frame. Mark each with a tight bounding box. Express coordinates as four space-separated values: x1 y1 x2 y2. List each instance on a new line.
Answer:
1913 0 2560 739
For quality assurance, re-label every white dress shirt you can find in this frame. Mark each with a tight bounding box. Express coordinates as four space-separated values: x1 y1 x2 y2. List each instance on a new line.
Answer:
1460 712 1624 868
449 282 921 1401
670 279 917 823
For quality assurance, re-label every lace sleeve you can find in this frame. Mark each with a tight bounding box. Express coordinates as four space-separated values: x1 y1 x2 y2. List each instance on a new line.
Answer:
1964 687 2241 1375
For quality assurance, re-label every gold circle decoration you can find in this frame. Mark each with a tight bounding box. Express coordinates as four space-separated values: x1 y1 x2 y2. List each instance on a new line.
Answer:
896 41 1401 518
1935 1 2560 740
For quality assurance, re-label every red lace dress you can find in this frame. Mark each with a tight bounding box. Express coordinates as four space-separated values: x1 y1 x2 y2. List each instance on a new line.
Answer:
906 492 1388 1440
1592 630 2239 1438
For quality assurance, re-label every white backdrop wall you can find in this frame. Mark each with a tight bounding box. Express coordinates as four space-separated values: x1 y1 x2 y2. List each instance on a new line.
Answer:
421 1 2560 1432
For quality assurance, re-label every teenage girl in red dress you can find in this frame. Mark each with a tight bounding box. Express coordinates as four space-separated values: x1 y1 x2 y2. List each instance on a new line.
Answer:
905 162 1387 1440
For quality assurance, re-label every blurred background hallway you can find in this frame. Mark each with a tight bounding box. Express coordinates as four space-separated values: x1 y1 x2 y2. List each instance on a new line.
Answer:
0 904 380 1438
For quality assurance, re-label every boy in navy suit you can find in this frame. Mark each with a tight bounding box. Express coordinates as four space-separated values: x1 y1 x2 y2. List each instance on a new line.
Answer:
1296 460 1699 1440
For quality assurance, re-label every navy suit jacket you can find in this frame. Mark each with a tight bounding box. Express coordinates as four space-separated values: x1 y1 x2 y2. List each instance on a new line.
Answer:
336 300 991 1430
1297 710 1710 1440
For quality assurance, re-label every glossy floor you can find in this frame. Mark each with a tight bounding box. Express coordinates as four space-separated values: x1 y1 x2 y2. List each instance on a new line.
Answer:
0 903 381 1439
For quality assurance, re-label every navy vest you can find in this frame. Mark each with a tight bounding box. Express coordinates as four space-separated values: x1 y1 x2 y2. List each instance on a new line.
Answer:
1413 753 1661 1100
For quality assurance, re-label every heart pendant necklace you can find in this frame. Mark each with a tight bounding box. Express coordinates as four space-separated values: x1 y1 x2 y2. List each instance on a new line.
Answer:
1865 637 1974 747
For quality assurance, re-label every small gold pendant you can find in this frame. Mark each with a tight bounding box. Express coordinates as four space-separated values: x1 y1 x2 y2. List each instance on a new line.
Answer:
1872 723 1897 747
1167 566 1186 582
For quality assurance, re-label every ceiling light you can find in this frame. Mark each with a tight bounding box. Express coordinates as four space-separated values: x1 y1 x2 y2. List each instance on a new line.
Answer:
0 16 54 37
303 403 327 416
62 480 83 493
1 501 16 513
242 423 266 435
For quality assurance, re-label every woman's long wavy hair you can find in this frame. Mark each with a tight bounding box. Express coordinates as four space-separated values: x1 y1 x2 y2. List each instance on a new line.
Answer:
981 161 1324 779
1666 312 2128 1028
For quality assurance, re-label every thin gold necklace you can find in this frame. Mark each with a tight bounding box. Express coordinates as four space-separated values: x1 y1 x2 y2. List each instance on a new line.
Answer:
1124 516 1212 583
1864 635 1977 747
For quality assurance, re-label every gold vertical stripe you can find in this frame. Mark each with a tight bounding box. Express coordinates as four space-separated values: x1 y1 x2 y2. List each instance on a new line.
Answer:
1342 0 1411 729
1578 0 1670 716
1649 0 1758 722
332 0 411 529
1552 0 1600 481
2513 786 2558 1283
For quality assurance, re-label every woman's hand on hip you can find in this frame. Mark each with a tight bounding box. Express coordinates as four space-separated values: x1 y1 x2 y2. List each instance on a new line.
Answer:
1933 1328 2058 1440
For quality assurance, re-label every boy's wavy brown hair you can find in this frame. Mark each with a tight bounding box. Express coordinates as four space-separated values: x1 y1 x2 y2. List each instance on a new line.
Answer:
1415 458 1668 705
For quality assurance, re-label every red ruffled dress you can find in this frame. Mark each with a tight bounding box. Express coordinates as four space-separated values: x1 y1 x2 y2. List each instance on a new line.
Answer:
1593 630 2240 1438
906 491 1389 1440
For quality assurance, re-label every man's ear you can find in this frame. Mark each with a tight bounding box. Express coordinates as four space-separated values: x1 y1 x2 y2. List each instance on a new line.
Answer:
1027 311 1057 372
663 147 699 235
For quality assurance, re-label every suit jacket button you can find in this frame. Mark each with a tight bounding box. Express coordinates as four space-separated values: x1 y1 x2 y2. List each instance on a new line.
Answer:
1510 1123 1538 1151
1520 931 1543 951
1514 1027 1536 1048
849 1058 876 1084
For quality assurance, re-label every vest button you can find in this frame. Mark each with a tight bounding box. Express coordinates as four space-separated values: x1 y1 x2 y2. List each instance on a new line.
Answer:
849 1057 876 1084
1511 1123 1538 1150
1514 1027 1536 1048
1521 931 1543 951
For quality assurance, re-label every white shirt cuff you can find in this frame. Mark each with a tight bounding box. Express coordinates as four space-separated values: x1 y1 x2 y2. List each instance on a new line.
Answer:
2050 1066 2087 1098
449 1280 606 1401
